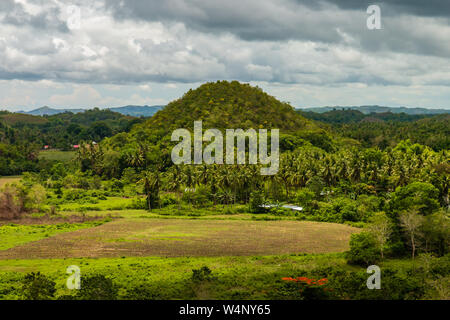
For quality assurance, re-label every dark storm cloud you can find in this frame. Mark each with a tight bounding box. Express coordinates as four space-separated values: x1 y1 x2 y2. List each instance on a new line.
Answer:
0 0 449 89
104 0 450 57
105 0 357 42
321 0 450 18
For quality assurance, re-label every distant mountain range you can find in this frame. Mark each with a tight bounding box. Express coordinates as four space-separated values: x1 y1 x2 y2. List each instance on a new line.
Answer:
298 105 450 115
18 105 164 117
15 104 450 118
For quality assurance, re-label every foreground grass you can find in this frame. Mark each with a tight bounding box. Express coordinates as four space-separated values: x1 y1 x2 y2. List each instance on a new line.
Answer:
1 253 446 300
0 220 109 250
0 253 353 299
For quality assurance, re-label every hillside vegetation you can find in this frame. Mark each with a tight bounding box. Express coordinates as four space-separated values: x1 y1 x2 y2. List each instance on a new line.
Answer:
142 81 314 133
298 109 450 151
0 108 143 175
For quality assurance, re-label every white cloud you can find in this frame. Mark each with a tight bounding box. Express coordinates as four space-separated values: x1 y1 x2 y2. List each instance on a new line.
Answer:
0 0 448 108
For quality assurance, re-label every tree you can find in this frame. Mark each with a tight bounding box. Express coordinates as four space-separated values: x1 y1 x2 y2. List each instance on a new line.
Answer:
139 171 160 210
389 182 440 216
399 209 424 259
367 212 392 259
346 232 379 266
248 190 266 213
421 211 450 256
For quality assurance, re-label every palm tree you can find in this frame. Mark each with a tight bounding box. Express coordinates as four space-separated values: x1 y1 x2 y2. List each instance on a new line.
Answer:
139 171 160 210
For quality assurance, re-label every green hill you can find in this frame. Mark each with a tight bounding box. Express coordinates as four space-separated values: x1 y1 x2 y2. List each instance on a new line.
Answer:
0 112 48 125
102 81 336 159
139 81 316 134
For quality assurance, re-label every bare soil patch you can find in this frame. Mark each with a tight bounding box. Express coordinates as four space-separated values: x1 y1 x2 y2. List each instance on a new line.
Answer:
0 219 359 259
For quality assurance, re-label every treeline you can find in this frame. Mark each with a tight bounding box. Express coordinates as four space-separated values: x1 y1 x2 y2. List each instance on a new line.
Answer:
0 108 144 175
297 109 434 124
298 109 449 151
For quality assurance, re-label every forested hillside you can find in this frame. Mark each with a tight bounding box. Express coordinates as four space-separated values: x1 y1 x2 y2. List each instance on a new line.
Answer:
0 109 143 175
298 109 450 151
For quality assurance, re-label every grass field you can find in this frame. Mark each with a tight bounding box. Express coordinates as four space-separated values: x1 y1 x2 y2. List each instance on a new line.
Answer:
38 150 76 162
0 218 358 259
0 220 109 250
0 176 21 188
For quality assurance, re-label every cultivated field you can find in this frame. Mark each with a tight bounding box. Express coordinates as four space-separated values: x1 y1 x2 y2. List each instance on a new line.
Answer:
0 218 358 260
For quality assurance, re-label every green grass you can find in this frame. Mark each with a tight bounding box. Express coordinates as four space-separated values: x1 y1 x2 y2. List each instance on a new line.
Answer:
0 253 354 300
0 176 22 188
0 220 109 250
38 150 76 162
58 197 137 211
1 253 447 300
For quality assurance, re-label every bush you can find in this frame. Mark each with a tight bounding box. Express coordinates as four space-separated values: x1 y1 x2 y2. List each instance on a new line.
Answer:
192 266 215 282
346 232 380 266
325 267 424 300
182 186 211 208
313 197 361 223
248 190 266 213
0 190 21 219
160 193 178 207
76 275 118 300
295 189 315 208
63 188 87 201
21 272 56 300
128 197 147 210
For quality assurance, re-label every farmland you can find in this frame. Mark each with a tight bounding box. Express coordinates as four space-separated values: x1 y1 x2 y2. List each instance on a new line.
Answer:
38 150 77 162
0 217 358 259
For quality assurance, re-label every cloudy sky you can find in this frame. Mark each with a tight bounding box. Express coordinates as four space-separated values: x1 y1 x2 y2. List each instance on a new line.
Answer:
0 0 449 111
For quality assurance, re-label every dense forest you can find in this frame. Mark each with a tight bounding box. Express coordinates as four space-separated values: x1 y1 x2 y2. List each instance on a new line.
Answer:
298 109 450 151
0 109 143 175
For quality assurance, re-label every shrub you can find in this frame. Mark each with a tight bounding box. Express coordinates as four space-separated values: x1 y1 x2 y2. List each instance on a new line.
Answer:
182 186 211 208
129 197 147 210
295 189 315 208
192 266 215 282
21 272 56 300
278 276 331 300
76 275 118 300
63 188 87 201
0 190 21 219
248 190 266 213
346 232 380 266
160 193 178 207
325 267 424 300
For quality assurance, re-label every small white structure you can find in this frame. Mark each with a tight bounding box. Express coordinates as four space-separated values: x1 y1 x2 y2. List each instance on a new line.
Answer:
260 204 303 211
